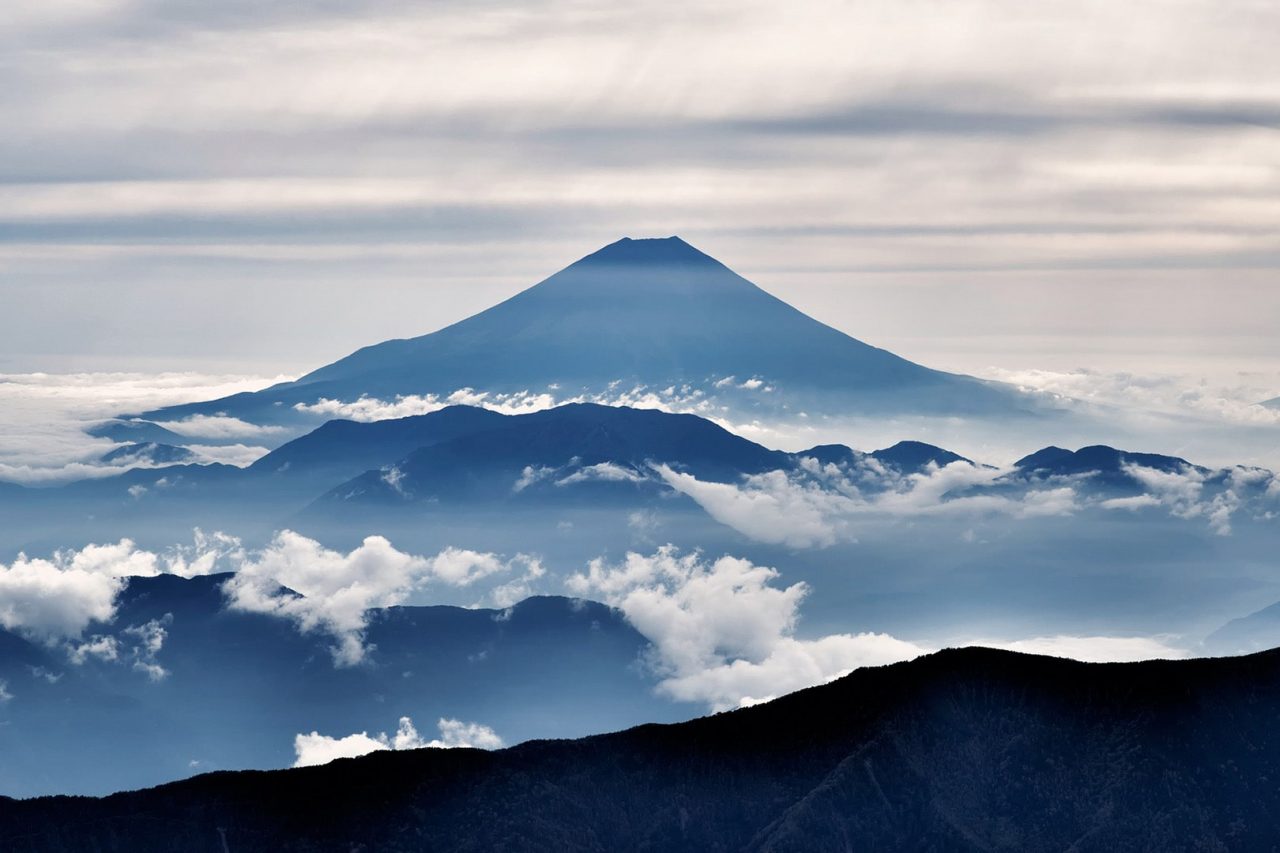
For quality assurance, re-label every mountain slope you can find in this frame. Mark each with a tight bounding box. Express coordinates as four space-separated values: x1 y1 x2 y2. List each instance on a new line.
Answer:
137 237 1030 428
245 405 508 496
3 647 1279 851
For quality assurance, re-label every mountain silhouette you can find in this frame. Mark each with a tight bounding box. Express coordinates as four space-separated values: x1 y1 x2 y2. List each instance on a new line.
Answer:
5 646 1280 851
135 237 1032 429
1012 444 1201 490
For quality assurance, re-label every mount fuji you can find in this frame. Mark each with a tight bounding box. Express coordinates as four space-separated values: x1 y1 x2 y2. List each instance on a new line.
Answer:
136 237 1038 431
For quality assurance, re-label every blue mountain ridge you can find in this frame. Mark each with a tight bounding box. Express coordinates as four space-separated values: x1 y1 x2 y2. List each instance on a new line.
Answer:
0 572 675 798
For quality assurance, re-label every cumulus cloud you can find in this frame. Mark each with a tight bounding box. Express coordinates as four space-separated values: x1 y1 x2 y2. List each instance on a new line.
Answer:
222 532 429 666
293 716 503 768
68 635 121 664
0 540 157 644
567 546 927 710
0 681 10 703
0 529 544 667
293 730 387 768
223 531 540 665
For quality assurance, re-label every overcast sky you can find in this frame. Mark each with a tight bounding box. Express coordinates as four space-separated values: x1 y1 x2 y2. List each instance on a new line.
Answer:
2 0 1277 389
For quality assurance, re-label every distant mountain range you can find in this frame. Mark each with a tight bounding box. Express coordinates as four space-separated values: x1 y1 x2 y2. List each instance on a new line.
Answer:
2 403 1266 552
6 646 1280 851
131 236 1039 432
1206 600 1280 656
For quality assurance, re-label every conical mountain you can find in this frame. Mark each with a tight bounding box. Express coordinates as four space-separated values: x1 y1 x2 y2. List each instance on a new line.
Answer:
140 236 1028 426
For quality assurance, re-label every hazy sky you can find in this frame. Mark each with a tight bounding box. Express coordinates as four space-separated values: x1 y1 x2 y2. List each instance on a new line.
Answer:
2 0 1278 387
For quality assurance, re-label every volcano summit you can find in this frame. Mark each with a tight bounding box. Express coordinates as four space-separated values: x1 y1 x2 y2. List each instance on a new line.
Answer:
138 237 1035 430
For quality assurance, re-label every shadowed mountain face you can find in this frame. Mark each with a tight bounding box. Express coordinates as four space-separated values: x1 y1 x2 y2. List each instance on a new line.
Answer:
136 237 1029 428
4 647 1280 852
312 403 793 509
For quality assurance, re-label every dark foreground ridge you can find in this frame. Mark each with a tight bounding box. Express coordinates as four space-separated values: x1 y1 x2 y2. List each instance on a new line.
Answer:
4 646 1280 851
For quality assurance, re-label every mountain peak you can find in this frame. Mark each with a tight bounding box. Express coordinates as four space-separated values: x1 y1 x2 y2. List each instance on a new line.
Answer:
134 236 1027 427
578 236 718 268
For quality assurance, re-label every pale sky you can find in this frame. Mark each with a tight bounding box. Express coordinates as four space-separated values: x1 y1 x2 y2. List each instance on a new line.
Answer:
2 0 1278 389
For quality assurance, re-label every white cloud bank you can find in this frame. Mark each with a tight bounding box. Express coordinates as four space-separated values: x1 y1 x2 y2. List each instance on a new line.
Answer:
654 449 1278 547
984 367 1280 429
293 716 503 767
0 371 289 484
152 414 284 440
655 460 1080 549
291 380 780 442
975 634 1188 662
